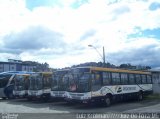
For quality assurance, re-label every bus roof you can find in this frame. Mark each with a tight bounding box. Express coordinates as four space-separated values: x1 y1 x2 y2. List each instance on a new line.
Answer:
15 73 30 76
32 72 52 75
0 71 33 75
91 67 151 75
73 66 151 75
53 69 70 73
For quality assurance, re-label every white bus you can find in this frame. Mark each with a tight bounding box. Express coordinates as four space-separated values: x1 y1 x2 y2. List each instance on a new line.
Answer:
50 69 69 99
65 67 152 106
0 71 28 99
13 73 31 98
27 72 52 101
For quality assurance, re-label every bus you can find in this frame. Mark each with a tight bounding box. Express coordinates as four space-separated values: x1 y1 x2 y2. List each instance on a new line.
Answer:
50 69 69 99
27 72 52 101
13 73 31 98
65 67 152 106
0 71 28 99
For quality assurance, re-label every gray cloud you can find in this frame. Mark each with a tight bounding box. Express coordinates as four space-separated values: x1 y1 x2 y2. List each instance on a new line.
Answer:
111 5 130 21
1 26 65 54
112 5 130 16
108 44 160 68
80 29 96 40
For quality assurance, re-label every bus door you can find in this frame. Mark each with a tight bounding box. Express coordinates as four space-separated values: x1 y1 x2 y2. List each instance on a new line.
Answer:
42 74 52 92
24 75 30 90
91 71 102 93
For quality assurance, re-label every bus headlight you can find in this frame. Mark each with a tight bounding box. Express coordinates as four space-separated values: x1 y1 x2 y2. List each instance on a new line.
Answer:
52 94 56 96
37 90 43 96
67 95 71 98
82 93 91 100
62 94 66 97
65 92 70 98
66 94 71 98
13 91 15 95
28 91 31 95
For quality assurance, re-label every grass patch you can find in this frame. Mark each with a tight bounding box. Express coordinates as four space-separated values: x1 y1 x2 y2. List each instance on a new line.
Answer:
145 93 160 100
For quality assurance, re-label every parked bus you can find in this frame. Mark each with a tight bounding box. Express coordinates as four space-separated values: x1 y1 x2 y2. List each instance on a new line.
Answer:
27 72 52 101
50 69 69 99
13 73 31 98
65 67 152 106
0 71 28 99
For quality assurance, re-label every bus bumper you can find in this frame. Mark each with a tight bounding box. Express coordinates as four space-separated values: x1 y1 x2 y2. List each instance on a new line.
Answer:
14 94 27 98
64 96 106 105
27 93 50 101
64 97 91 104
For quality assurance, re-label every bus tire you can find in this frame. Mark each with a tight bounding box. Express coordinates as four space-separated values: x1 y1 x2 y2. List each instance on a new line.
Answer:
104 95 111 107
137 91 143 101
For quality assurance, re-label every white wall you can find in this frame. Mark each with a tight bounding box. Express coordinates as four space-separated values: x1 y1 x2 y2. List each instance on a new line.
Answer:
3 64 9 71
22 65 35 72
0 64 3 72
9 64 16 71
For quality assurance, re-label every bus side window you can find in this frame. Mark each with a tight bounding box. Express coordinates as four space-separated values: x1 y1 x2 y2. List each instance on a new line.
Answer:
95 74 101 84
135 74 142 84
141 75 147 84
120 73 128 85
91 73 101 91
128 74 135 84
147 75 152 84
102 72 111 85
111 73 120 85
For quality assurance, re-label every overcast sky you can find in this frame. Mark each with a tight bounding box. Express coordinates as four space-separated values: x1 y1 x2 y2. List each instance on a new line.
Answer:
0 0 160 68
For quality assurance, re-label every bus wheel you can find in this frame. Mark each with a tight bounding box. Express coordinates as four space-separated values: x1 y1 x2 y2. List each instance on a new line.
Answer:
105 95 111 107
137 92 143 101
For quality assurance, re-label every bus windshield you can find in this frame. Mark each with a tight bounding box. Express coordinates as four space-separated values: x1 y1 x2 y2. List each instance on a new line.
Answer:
14 75 29 91
78 73 90 92
68 68 91 93
29 73 43 90
51 70 69 91
15 75 24 90
0 74 12 88
43 74 52 89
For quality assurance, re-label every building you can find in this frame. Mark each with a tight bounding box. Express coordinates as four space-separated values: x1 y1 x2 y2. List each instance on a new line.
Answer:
150 69 160 94
0 59 36 72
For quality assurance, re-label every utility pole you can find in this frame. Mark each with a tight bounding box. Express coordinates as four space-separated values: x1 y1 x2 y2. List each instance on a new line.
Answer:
88 45 106 67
